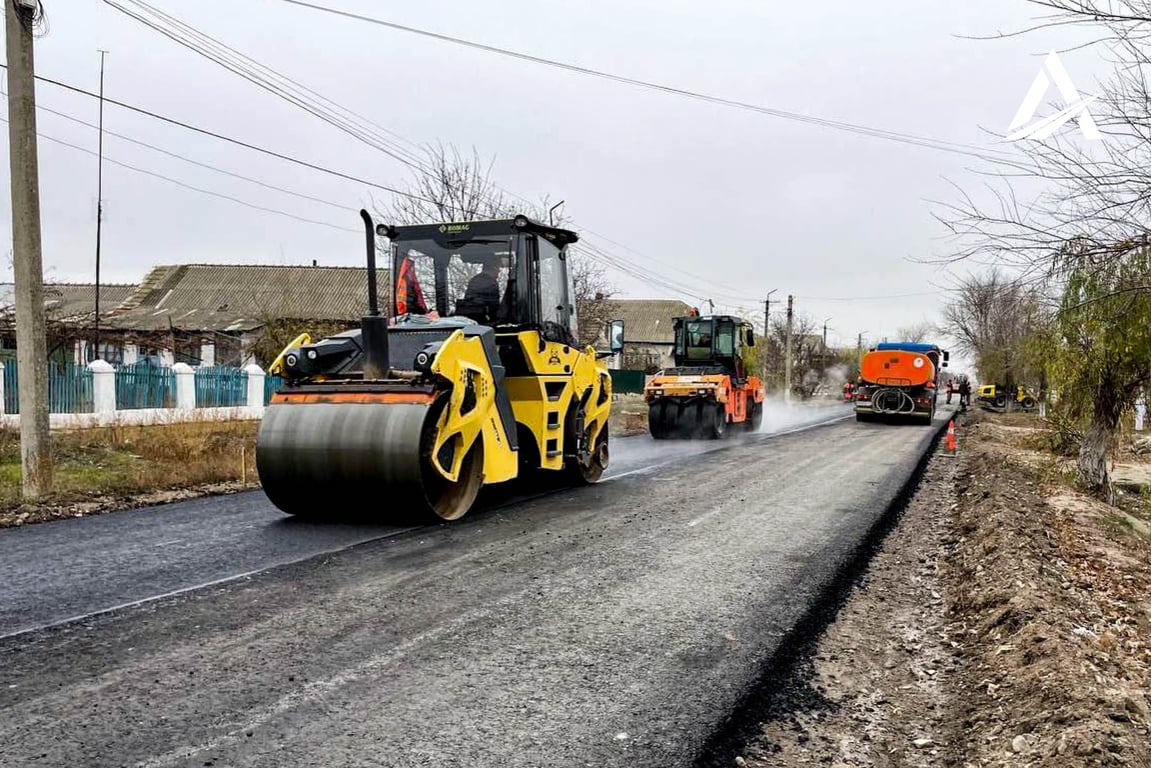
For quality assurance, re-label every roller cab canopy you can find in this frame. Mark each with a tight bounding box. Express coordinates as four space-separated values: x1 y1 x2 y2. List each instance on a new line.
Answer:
379 215 581 344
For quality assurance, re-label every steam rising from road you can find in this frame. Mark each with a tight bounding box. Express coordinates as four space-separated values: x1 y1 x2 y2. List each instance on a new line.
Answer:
606 398 853 474
757 398 853 434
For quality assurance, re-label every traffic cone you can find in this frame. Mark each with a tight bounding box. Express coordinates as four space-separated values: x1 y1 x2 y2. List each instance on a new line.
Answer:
945 419 957 453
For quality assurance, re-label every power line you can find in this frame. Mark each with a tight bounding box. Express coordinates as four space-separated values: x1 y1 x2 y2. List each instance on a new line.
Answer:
0 116 362 233
0 64 435 203
277 0 1020 164
84 4 770 301
23 94 356 213
0 72 758 298
796 291 945 301
104 0 434 175
13 67 700 296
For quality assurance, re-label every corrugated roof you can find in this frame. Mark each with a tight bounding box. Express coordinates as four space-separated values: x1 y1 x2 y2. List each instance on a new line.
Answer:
104 264 389 332
607 298 693 344
0 282 137 323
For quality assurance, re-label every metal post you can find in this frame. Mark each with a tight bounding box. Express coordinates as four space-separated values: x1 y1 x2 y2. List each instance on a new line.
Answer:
94 49 107 361
6 0 53 497
763 289 776 381
784 294 794 404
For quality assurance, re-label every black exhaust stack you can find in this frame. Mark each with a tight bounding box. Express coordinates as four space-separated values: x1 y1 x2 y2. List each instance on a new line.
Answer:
359 208 390 380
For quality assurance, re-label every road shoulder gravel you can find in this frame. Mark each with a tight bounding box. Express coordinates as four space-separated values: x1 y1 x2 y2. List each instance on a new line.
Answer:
735 410 1151 768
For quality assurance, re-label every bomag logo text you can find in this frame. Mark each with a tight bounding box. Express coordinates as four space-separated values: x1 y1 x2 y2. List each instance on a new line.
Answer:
439 223 471 233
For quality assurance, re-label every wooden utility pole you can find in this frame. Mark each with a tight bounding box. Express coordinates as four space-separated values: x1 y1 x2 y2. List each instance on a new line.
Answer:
784 294 794 404
6 0 53 497
763 289 776 379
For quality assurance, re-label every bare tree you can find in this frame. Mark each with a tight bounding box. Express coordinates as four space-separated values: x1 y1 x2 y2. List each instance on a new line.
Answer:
376 142 510 225
569 255 616 348
762 312 822 396
941 269 1052 389
935 1 1151 274
934 1 1151 494
894 321 939 343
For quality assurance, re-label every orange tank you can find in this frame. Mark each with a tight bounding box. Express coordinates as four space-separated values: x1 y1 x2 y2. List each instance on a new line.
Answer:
859 350 936 389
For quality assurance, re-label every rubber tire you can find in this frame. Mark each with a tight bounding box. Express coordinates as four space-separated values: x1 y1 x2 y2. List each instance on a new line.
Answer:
567 422 609 484
1021 396 1037 410
649 402 669 440
708 404 727 440
747 401 763 431
993 393 1007 408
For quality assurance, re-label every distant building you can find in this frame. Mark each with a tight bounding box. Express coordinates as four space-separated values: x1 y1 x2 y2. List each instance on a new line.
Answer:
0 282 137 363
102 264 388 366
1 263 388 367
598 298 693 372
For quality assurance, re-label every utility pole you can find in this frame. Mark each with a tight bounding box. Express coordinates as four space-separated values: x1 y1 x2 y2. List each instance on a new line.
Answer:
93 49 107 361
763 289 776 381
784 294 794 404
763 290 776 341
6 0 53 497
822 318 831 379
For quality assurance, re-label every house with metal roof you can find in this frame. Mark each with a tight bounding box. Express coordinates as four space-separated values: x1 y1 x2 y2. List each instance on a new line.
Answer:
599 298 694 372
2 263 388 367
0 282 138 362
100 264 388 366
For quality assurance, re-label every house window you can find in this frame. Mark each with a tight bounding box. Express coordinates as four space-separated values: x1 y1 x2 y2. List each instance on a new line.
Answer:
98 343 124 365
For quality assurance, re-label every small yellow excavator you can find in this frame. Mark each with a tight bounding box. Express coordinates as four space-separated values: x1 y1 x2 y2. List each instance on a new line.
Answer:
255 210 615 522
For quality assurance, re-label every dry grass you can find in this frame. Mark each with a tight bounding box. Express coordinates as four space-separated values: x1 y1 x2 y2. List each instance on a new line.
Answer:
609 393 649 437
0 421 259 527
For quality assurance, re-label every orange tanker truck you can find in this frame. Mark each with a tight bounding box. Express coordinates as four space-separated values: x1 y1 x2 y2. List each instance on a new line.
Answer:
853 341 949 425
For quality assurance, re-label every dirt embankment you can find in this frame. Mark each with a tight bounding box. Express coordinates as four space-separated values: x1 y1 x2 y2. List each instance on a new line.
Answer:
738 411 1151 767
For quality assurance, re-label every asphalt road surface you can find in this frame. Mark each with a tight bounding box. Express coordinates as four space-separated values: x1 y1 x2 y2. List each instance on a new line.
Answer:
0 403 852 638
0 403 948 768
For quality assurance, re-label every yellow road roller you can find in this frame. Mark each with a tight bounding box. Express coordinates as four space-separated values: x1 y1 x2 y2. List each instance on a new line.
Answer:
254 210 615 522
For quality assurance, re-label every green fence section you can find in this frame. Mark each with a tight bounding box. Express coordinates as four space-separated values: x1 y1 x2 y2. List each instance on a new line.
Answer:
2 359 15 414
264 373 284 405
3 361 94 414
609 369 647 394
116 363 176 410
195 366 248 407
51 364 95 413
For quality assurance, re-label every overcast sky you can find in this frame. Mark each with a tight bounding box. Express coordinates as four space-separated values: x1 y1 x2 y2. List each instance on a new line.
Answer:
0 0 1111 359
